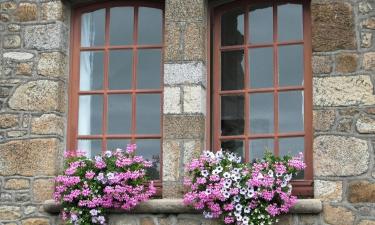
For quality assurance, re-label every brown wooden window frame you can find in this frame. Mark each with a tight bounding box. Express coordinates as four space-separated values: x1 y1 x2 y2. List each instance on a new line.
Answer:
68 1 164 191
211 0 313 196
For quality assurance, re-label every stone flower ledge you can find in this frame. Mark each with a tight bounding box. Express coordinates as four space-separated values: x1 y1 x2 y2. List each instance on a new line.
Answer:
43 199 322 214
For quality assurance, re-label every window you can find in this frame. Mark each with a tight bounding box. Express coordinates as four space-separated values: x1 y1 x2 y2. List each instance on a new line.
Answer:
68 2 164 182
212 0 313 195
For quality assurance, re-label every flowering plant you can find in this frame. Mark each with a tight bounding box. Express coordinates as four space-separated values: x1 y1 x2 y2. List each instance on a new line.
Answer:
183 151 306 225
54 144 156 225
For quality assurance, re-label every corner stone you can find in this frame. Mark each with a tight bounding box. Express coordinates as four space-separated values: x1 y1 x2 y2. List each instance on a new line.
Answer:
0 138 62 176
31 114 64 136
33 179 55 203
0 206 21 220
323 204 354 225
314 180 342 202
356 115 375 133
24 23 67 50
314 136 369 176
348 180 375 203
37 52 66 77
9 80 65 112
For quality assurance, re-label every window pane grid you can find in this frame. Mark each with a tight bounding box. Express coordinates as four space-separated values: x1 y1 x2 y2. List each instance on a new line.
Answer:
216 2 306 172
75 5 163 166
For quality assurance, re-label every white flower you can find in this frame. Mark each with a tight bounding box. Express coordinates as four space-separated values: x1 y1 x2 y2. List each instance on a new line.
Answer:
201 170 209 177
232 168 241 174
235 157 242 163
205 189 212 195
234 195 241 202
216 166 223 173
268 170 274 177
242 216 249 224
216 151 224 159
244 206 251 213
223 191 230 199
240 188 247 195
281 180 287 187
212 169 219 175
276 172 282 177
204 151 215 159
247 188 255 198
235 204 243 211
236 215 243 222
223 172 231 178
203 211 213 219
285 173 292 181
105 150 112 157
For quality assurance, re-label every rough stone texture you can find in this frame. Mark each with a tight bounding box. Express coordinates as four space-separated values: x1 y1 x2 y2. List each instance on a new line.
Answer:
0 138 62 176
165 0 205 22
183 85 206 114
348 180 375 203
163 87 181 114
312 55 332 74
3 34 21 49
359 2 374 14
276 215 293 225
335 53 358 73
314 136 369 176
363 52 375 71
162 181 185 198
15 3 37 22
0 206 21 220
41 1 64 21
361 32 372 48
356 115 375 133
24 23 67 50
323 204 354 225
358 220 375 225
16 62 33 75
314 180 342 202
163 115 205 139
312 3 356 51
336 117 353 133
21 218 50 225
362 17 375 29
31 114 64 136
313 76 375 106
4 179 30 190
162 140 181 181
37 52 66 77
0 114 18 128
313 110 335 131
33 179 55 203
9 80 65 112
3 52 34 61
183 140 203 166
164 62 206 86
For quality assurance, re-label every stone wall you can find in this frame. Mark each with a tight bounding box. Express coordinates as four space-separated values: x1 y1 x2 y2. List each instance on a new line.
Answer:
0 0 374 225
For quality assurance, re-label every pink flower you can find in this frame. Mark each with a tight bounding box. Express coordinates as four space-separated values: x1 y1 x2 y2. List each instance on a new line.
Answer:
85 171 95 179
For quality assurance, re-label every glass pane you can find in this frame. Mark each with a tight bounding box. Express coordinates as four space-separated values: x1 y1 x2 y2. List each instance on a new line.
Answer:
221 95 244 136
110 7 133 45
107 139 130 151
80 51 104 91
138 7 162 45
221 140 244 159
279 137 304 179
249 47 273 88
221 10 244 46
108 94 132 134
109 50 132 90
250 93 274 134
78 95 103 135
136 94 161 134
136 139 161 180
249 5 273 44
279 91 304 132
221 50 245 91
77 139 102 158
81 9 105 47
278 4 303 41
137 49 161 89
279 45 304 87
249 138 274 162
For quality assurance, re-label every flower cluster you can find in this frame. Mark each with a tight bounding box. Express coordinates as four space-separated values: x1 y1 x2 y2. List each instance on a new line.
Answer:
183 151 306 225
54 144 156 225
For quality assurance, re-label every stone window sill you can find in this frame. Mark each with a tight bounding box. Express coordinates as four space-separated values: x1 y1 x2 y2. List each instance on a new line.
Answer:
43 199 322 214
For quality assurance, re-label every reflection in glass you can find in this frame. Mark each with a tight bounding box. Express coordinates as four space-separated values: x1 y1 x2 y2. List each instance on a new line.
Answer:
138 7 162 45
221 51 244 90
137 49 161 89
221 10 244 46
249 5 273 44
81 9 105 47
136 139 161 180
136 94 160 134
221 95 244 136
109 50 132 90
250 93 274 134
249 138 274 162
107 139 130 151
279 45 304 86
279 91 304 132
249 47 273 88
221 140 244 159
279 137 304 179
78 139 102 158
108 94 131 134
80 51 104 91
110 7 133 45
78 95 103 135
278 4 303 41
